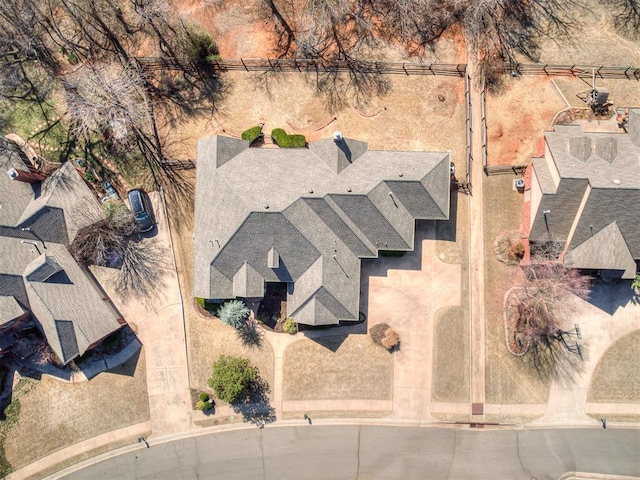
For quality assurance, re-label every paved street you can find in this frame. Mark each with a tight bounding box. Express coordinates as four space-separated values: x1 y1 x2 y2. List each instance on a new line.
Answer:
58 426 640 480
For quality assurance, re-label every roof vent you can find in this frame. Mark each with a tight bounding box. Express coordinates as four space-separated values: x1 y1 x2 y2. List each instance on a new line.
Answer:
308 189 314 194
7 168 18 179
347 187 352 192
264 204 269 209
398 172 403 177
613 179 621 185
333 131 343 141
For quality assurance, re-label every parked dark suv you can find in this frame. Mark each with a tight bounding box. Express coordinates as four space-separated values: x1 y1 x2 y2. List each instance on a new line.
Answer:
127 188 155 233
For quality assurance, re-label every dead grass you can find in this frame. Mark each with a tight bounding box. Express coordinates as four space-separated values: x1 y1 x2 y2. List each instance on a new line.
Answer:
282 335 393 401
586 414 640 423
281 410 390 420
432 306 470 403
486 76 565 166
483 175 550 406
535 2 640 66
587 330 640 404
4 352 149 470
187 312 275 401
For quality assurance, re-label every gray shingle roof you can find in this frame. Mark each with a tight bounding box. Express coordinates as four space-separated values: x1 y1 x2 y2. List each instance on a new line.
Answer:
0 143 122 364
530 109 640 275
194 135 451 325
0 137 36 228
529 178 589 243
564 221 635 278
24 245 122 364
0 295 25 326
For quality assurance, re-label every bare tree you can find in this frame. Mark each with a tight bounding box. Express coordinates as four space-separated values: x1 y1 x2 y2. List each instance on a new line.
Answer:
70 201 168 299
63 63 147 141
513 263 591 377
70 201 137 267
464 0 582 67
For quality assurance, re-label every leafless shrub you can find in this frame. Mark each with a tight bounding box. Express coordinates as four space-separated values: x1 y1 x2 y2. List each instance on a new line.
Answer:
381 327 400 350
70 202 136 267
494 231 524 266
70 201 168 299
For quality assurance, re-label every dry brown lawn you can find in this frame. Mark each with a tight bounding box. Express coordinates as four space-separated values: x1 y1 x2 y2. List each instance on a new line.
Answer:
282 335 393 401
432 306 470 403
187 311 275 401
536 2 640 66
483 175 550 407
587 330 640 404
486 76 565 166
4 352 149 470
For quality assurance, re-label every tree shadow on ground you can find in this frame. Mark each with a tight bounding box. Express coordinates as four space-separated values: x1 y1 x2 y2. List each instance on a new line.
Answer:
236 320 263 348
231 376 275 427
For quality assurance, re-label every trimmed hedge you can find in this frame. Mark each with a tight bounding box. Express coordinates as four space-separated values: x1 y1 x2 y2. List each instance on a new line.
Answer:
241 125 263 143
271 128 306 148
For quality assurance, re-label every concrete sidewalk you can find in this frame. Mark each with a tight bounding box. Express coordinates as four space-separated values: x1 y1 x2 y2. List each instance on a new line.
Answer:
466 45 487 423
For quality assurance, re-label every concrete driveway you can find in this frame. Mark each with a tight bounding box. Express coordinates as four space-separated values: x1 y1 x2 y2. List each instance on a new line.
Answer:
533 283 640 425
360 220 461 420
92 191 192 437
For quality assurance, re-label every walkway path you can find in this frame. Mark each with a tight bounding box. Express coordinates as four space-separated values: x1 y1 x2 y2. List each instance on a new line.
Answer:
466 45 487 422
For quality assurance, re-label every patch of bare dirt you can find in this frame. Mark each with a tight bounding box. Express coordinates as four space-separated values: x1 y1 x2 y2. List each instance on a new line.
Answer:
486 76 565 166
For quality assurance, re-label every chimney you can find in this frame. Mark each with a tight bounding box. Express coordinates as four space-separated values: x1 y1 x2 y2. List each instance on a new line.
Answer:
7 168 45 183
333 131 343 141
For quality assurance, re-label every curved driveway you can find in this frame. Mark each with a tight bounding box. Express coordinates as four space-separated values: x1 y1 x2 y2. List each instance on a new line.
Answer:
58 426 640 480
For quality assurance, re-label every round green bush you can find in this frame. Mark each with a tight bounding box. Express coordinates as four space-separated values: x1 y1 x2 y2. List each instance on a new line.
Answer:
208 355 257 403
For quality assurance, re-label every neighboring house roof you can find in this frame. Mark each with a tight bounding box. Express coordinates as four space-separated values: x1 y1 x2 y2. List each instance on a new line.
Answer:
564 221 635 278
0 135 122 363
0 295 26 327
194 135 450 325
529 109 640 278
